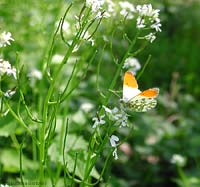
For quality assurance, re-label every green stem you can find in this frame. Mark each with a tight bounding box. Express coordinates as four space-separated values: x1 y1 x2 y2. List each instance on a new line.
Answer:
5 100 39 146
103 30 140 106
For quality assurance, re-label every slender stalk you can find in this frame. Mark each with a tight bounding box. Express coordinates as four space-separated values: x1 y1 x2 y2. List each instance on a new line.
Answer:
20 140 25 187
5 100 39 146
103 30 140 106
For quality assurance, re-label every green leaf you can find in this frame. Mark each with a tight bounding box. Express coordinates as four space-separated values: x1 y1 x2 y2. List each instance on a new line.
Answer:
0 149 38 173
0 115 17 137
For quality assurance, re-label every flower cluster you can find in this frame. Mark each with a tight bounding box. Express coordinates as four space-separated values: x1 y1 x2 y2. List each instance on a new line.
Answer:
136 4 161 43
0 31 14 48
136 4 161 32
85 0 116 19
123 57 141 74
171 154 186 167
86 0 104 13
0 59 16 79
117 2 161 43
103 106 128 127
92 105 129 159
119 1 135 19
0 31 16 100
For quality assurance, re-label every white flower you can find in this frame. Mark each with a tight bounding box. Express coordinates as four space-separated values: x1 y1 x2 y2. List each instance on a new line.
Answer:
151 22 162 32
28 69 42 80
103 106 129 127
52 54 64 64
80 102 94 113
0 184 10 187
82 31 95 46
92 114 105 128
110 135 119 160
119 1 135 20
110 135 119 147
136 17 145 28
103 106 122 120
56 20 71 36
171 154 186 167
144 32 156 43
0 59 16 79
0 31 14 48
86 0 105 13
104 0 115 17
136 4 161 33
4 89 16 98
123 57 141 74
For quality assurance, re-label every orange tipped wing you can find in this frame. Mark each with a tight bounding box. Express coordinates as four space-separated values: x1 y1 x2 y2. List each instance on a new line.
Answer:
138 88 159 98
123 71 138 89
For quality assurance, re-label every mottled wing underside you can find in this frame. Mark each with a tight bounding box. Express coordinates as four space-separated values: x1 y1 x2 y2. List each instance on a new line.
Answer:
127 88 159 112
128 96 157 112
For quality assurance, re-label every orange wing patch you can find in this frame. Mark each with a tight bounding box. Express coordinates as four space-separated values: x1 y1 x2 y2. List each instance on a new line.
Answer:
123 71 138 88
138 88 159 98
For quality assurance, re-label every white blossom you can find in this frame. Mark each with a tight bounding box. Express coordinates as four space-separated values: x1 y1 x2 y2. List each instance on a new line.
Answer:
80 102 94 113
4 89 16 98
110 135 119 160
171 154 186 167
123 57 141 74
92 114 105 128
100 0 115 18
136 17 145 29
136 4 161 33
0 59 16 79
144 32 156 43
0 31 14 48
103 106 129 127
28 69 42 80
52 54 64 64
82 31 95 46
86 0 104 13
55 20 71 36
0 184 10 187
119 1 135 20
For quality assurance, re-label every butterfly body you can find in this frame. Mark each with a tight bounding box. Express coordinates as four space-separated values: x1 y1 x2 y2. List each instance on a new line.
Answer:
123 71 159 112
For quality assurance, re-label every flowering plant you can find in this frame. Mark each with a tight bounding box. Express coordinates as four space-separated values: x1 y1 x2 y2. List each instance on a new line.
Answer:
0 1 162 186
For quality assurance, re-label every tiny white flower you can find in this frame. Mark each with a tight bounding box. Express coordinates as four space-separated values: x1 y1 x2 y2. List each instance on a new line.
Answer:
52 54 64 64
119 1 135 20
171 154 186 167
110 135 119 160
0 31 14 48
82 31 95 46
0 59 16 79
136 17 145 29
92 114 105 128
136 4 161 33
4 89 16 98
103 106 129 127
151 22 162 32
28 69 42 80
123 57 141 74
104 0 115 17
86 0 104 13
0 184 10 187
55 20 71 36
80 102 94 113
112 148 118 160
120 114 128 127
110 135 119 147
144 32 156 43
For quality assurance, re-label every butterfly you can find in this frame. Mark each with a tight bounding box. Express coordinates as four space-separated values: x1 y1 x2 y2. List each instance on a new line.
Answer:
122 71 159 112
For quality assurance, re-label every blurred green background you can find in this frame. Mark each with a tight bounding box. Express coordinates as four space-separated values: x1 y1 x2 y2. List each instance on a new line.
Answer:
0 0 200 187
